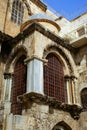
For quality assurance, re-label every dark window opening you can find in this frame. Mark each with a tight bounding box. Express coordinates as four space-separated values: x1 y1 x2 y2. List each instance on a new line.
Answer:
11 55 27 115
11 0 24 25
52 121 72 130
44 53 67 102
81 88 87 110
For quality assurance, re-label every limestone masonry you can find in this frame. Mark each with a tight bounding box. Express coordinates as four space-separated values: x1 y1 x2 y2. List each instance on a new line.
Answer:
0 0 87 130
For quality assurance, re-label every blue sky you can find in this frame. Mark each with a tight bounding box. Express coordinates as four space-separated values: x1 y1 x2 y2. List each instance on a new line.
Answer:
43 0 87 20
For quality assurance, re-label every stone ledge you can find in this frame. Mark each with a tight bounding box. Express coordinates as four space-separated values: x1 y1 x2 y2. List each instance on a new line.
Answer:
18 92 83 120
10 22 76 53
0 23 77 53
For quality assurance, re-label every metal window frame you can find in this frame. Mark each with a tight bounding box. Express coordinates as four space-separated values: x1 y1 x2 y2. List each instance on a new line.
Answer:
44 53 66 102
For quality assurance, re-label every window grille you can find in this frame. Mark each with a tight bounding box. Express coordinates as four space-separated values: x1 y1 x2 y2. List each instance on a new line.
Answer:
81 88 87 110
11 0 24 25
44 53 66 102
11 55 27 115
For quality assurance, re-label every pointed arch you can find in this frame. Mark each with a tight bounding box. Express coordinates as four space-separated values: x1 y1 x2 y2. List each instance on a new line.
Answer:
4 44 28 115
22 0 32 15
43 45 78 104
81 88 87 110
52 121 72 130
11 55 27 114
5 44 28 73
43 45 78 77
44 53 66 102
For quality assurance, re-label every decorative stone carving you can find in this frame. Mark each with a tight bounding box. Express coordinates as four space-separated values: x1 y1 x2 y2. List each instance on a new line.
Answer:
18 92 82 120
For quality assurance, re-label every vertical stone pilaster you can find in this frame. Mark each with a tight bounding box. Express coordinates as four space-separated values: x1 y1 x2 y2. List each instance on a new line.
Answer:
71 76 78 104
73 78 80 106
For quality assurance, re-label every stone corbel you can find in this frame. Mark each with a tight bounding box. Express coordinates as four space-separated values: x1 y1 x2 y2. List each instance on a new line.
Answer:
18 92 83 120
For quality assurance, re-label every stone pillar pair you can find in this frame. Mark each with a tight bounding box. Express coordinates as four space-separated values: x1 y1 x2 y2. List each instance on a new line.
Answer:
71 76 79 105
4 57 79 106
65 75 78 105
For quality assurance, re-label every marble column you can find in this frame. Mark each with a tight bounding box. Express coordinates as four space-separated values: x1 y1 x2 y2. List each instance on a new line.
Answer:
4 73 13 101
25 56 46 94
65 76 71 104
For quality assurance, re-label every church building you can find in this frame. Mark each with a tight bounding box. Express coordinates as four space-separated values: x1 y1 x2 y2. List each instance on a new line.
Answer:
0 0 87 130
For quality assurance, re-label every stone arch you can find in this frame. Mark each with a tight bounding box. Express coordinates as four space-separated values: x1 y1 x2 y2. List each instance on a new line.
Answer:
78 84 87 106
52 121 72 130
11 55 27 115
44 53 66 102
43 45 77 77
5 44 28 73
22 0 32 15
80 88 87 110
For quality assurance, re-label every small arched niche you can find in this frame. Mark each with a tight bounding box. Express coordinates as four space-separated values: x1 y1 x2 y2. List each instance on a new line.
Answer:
52 121 72 130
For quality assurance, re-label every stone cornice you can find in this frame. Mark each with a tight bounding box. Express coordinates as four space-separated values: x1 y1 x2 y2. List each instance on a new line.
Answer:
4 72 14 79
0 23 77 55
11 22 76 53
18 92 83 120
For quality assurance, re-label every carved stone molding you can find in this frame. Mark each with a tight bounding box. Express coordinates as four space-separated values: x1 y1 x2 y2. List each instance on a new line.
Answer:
22 0 32 15
18 92 82 120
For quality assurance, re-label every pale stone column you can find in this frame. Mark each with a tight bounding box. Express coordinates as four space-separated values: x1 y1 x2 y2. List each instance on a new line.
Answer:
71 76 77 104
73 78 80 106
65 76 71 104
4 73 13 101
25 56 46 94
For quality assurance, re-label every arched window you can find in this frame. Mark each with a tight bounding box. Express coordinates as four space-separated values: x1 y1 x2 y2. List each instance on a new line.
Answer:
11 55 27 115
11 0 24 25
81 88 87 110
52 121 72 130
44 53 66 102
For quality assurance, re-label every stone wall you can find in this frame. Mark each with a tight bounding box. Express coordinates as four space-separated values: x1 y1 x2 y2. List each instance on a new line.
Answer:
6 103 80 130
79 111 87 130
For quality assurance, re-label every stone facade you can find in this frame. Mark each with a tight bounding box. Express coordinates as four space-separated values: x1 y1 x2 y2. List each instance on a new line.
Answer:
0 0 87 130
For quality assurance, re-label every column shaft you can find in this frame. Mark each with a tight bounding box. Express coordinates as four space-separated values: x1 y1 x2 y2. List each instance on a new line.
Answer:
26 58 43 94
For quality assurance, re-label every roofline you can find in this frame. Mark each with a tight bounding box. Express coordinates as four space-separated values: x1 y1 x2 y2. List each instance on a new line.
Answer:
70 12 87 22
30 0 47 12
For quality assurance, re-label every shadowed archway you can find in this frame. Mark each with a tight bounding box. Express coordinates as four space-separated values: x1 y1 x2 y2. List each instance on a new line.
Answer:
52 121 72 130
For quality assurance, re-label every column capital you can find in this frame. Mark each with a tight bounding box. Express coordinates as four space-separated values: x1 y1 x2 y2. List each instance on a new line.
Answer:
70 75 77 80
24 55 48 64
4 73 13 79
64 75 70 81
